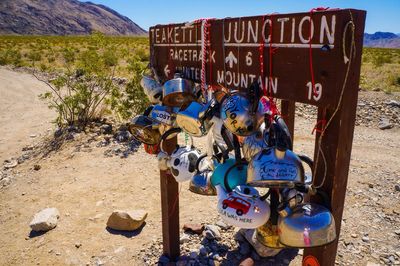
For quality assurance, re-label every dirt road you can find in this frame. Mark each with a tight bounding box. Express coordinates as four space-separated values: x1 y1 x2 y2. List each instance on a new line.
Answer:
0 67 55 163
0 68 399 265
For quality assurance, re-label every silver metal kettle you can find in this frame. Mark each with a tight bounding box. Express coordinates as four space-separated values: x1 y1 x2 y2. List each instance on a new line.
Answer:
277 202 337 248
220 82 264 136
140 75 163 104
176 98 219 137
128 106 161 145
247 148 305 188
162 77 196 107
189 154 217 196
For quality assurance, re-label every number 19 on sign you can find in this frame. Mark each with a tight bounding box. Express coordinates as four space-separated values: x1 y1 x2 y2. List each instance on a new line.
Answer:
307 82 323 102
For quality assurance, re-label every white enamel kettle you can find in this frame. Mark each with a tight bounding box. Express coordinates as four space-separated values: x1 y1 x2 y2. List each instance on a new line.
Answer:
157 128 201 182
215 160 270 229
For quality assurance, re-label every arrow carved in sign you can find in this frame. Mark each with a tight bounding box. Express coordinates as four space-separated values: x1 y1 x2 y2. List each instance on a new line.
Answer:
164 65 170 77
225 51 238 68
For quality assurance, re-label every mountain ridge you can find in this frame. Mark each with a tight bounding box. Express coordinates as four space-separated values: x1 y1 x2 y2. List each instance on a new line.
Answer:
0 0 147 36
364 32 400 48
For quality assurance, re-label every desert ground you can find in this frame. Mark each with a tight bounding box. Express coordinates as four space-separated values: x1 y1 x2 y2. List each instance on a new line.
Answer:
0 67 399 266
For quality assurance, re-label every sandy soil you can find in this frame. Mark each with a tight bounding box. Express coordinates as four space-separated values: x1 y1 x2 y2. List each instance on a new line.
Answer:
0 68 55 163
0 68 399 266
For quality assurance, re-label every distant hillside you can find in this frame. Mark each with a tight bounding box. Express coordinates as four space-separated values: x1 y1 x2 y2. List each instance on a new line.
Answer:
364 32 400 48
0 0 147 36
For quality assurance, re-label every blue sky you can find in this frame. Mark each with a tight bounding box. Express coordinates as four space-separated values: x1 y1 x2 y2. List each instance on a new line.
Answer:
86 0 400 33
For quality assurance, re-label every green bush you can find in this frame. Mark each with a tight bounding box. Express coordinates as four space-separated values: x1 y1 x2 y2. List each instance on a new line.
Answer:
372 54 392 67
388 75 400 87
38 33 120 128
0 49 22 66
107 55 149 120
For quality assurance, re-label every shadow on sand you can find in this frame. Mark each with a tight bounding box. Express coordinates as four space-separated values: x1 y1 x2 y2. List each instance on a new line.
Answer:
105 222 146 238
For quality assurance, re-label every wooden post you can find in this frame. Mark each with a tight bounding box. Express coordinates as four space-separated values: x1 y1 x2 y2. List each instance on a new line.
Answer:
281 100 296 142
160 136 180 260
303 10 366 266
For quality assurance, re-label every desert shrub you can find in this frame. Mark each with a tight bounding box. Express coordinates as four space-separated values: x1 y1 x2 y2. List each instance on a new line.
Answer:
0 35 154 123
372 53 392 67
135 47 149 62
0 48 22 66
37 33 120 128
39 63 48 72
47 56 56 63
27 51 42 64
388 75 400 87
108 55 149 120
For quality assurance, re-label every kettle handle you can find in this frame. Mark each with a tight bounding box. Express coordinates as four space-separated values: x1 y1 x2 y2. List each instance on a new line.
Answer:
195 154 208 173
293 184 332 210
220 125 234 160
143 105 154 117
195 154 219 173
223 161 248 193
298 154 314 186
160 127 182 153
203 97 220 120
268 115 293 151
274 115 293 150
232 134 244 169
213 141 228 162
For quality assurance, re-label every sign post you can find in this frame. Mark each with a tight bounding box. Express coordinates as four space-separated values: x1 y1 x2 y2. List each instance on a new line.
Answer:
150 9 366 265
160 136 180 260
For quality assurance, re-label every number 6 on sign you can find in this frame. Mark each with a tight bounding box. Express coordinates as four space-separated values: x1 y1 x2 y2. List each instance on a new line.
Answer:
307 82 322 102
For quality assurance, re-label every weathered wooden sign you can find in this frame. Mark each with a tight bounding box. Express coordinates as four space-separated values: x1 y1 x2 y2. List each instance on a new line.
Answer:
150 9 365 107
152 8 366 266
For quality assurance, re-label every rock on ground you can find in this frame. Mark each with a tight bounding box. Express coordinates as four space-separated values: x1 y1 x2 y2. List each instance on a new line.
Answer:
106 210 147 231
29 207 60 232
203 224 221 240
3 160 18 169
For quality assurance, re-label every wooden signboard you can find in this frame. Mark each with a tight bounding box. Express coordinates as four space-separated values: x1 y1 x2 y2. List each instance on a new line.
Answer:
150 8 366 266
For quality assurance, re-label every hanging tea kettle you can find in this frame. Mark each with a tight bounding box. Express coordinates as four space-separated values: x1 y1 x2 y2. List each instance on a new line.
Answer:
247 119 306 188
215 164 270 228
242 122 269 162
247 148 305 188
176 97 219 137
162 75 197 107
277 196 337 248
157 128 201 182
129 106 161 145
150 104 178 127
211 135 247 191
189 154 217 196
140 75 163 104
220 82 264 136
211 158 248 191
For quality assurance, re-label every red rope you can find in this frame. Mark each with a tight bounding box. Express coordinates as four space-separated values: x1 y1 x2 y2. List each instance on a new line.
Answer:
192 18 214 93
259 15 266 95
312 119 327 135
267 14 279 118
